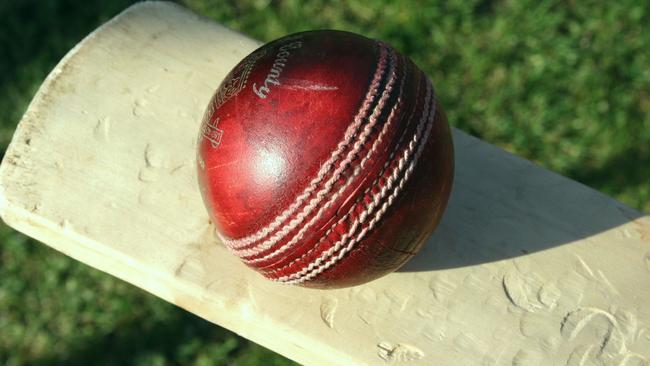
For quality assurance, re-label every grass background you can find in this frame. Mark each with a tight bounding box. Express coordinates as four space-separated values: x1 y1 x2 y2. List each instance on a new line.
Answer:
1 0 648 365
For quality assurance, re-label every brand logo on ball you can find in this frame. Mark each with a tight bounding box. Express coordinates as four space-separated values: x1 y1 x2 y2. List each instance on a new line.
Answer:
214 51 264 109
200 117 223 148
199 52 264 149
253 41 303 99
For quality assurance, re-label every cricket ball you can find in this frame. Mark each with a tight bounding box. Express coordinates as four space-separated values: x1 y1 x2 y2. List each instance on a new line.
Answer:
197 30 454 288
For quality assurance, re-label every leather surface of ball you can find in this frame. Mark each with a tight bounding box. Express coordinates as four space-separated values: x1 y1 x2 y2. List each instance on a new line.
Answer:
197 30 454 288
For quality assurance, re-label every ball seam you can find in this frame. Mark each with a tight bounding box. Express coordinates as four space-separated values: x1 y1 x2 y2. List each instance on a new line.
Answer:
280 77 436 284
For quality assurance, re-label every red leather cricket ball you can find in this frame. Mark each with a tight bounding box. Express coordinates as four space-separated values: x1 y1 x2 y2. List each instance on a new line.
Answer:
197 30 454 289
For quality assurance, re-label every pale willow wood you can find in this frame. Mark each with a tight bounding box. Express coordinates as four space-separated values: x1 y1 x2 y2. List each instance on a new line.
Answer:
1 2 649 365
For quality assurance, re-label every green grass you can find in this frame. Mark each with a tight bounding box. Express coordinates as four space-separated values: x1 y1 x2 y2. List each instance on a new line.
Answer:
1 0 649 365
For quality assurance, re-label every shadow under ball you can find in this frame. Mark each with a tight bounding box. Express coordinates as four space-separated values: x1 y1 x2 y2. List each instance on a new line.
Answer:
197 30 454 289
